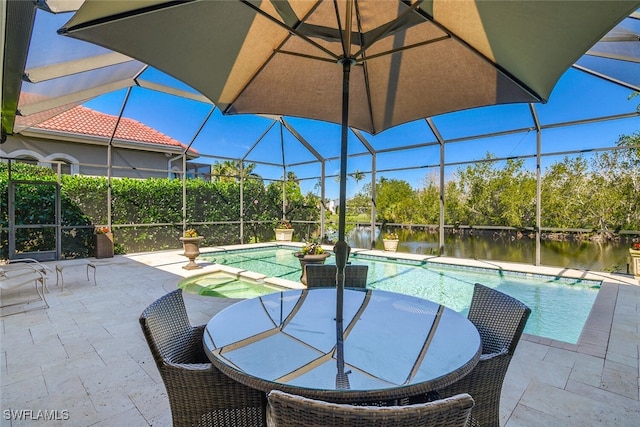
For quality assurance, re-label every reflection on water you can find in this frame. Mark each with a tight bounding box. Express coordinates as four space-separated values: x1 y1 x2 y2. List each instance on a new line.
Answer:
348 226 634 273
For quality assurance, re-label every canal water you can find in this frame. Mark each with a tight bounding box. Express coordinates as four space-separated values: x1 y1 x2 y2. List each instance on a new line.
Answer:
347 227 637 274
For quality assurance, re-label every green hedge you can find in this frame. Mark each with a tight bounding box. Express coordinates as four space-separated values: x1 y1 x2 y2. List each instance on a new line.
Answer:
1 163 320 259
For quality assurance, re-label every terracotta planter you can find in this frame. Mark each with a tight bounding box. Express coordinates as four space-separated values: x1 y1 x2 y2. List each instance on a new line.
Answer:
630 249 640 279
94 232 114 258
294 252 331 285
180 236 204 270
383 239 399 252
275 228 294 242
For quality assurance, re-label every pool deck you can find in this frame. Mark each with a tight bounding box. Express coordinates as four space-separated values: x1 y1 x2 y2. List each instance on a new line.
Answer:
1 243 638 426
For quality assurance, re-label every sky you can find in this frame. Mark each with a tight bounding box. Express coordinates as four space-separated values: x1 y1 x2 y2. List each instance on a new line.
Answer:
82 66 639 200
25 7 640 201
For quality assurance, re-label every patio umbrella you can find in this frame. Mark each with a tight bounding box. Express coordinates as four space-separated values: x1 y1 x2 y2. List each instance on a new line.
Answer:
58 0 639 323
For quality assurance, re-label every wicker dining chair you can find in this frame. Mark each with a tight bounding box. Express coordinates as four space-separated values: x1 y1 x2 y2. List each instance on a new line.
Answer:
305 264 368 289
267 390 474 427
437 283 531 427
139 289 267 427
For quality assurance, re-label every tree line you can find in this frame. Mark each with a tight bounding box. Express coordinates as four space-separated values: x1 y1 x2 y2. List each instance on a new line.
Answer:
347 132 640 236
2 131 639 258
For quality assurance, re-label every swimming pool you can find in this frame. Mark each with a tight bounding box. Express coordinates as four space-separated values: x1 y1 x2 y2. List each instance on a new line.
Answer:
199 247 601 344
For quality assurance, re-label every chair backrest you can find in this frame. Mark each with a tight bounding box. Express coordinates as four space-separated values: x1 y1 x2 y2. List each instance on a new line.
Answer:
140 290 267 427
139 289 195 366
305 264 337 288
305 264 368 289
267 390 474 427
344 265 368 288
468 283 531 355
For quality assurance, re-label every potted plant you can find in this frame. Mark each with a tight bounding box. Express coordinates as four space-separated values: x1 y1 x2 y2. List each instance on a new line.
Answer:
274 220 294 242
179 229 203 270
382 231 399 252
94 226 114 258
629 242 640 279
294 242 331 284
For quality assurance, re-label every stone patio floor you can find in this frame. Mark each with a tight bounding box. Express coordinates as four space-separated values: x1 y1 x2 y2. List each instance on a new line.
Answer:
1 246 638 426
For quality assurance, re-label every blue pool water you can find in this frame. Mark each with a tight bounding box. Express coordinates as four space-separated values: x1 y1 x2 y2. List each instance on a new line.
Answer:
200 247 601 344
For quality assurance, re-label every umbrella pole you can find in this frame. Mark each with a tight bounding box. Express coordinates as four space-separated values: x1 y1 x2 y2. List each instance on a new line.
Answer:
335 57 355 326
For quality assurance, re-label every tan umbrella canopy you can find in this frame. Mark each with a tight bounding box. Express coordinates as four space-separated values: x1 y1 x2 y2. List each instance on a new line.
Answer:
59 0 640 322
59 1 638 134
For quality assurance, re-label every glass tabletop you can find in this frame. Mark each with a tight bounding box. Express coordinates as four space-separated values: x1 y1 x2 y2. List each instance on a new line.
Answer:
203 288 481 402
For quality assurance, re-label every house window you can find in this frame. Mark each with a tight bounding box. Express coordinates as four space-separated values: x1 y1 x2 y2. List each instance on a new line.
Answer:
186 162 212 181
42 154 79 175
50 160 72 175
15 156 39 166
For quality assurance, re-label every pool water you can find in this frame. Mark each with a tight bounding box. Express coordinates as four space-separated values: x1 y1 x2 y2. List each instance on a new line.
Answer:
200 248 601 344
179 272 283 299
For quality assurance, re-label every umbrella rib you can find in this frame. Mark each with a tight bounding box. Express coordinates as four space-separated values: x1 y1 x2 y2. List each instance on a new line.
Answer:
224 2 327 115
224 1 341 115
364 36 451 61
274 49 338 64
333 0 353 59
352 0 426 59
353 1 376 135
223 35 340 116
239 0 339 61
409 4 544 102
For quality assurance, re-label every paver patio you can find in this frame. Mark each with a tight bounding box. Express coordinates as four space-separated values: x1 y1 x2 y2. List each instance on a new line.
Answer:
1 249 638 426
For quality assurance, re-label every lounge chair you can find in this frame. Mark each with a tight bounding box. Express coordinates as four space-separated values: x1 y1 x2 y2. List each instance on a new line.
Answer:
0 259 51 315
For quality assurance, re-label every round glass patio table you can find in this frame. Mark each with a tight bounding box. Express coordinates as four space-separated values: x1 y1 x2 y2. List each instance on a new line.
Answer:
203 288 481 404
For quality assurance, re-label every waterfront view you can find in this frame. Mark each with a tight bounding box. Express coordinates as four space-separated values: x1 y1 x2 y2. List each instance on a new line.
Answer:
347 226 635 274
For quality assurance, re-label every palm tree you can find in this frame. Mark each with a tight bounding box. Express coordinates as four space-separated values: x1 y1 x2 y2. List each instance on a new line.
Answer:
241 162 262 182
211 160 237 182
211 161 262 182
350 170 366 193
287 171 300 185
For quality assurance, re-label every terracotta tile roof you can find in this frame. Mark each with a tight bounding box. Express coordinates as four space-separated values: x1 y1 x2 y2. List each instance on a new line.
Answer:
30 105 197 154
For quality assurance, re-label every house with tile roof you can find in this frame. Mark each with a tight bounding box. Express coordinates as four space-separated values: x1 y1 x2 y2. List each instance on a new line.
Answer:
1 105 201 179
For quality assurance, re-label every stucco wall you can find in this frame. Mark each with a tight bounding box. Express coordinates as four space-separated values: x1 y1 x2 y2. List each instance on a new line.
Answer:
1 133 182 178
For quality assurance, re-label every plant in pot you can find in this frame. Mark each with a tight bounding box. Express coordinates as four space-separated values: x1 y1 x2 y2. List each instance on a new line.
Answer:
274 220 294 242
629 242 640 279
382 231 399 252
94 226 114 258
179 228 203 270
294 241 331 284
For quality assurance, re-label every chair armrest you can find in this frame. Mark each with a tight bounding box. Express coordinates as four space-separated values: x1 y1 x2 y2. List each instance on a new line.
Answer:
1 266 46 284
479 348 509 362
8 258 52 274
168 362 214 371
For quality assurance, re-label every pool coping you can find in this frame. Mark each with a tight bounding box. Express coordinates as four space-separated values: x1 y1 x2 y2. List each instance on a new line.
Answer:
195 242 638 352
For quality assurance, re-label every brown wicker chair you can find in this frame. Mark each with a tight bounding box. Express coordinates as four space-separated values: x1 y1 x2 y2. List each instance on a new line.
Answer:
305 264 368 289
267 390 474 427
437 283 531 427
139 289 267 427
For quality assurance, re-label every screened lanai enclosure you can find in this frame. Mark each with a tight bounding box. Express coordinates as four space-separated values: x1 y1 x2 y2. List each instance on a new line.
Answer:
1 1 640 274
